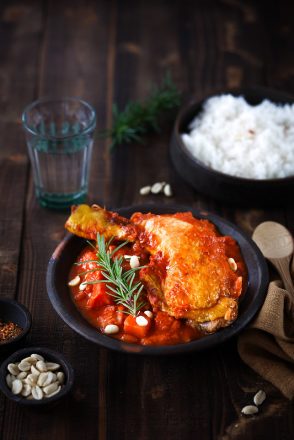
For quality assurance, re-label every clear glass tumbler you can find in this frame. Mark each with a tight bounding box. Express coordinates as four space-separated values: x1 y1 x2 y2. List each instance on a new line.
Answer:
22 97 96 209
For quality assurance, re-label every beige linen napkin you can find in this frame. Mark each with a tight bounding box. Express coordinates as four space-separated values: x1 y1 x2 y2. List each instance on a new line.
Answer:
238 277 294 399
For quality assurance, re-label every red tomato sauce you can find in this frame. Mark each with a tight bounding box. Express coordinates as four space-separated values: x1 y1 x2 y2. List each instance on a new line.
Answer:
69 246 202 345
69 236 247 346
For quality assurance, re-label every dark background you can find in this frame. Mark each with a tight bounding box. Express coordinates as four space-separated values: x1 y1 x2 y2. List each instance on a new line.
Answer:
0 1 293 439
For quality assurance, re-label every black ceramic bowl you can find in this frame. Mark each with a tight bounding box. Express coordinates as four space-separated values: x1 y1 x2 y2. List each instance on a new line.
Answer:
46 204 269 355
0 347 74 407
0 299 32 350
170 87 294 206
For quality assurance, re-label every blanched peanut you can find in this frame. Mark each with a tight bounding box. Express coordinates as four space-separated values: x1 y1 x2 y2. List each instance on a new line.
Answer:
130 255 140 269
104 324 119 335
12 379 23 395
136 316 148 327
68 275 81 287
163 183 173 197
228 257 237 271
7 363 20 376
241 405 258 415
139 186 151 195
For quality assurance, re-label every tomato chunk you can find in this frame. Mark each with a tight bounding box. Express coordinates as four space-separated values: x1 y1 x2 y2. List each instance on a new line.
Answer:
123 314 151 339
85 270 113 308
77 249 99 271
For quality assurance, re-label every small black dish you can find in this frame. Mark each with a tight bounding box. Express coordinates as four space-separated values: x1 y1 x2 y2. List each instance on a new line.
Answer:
0 299 32 351
46 204 269 355
0 347 74 407
170 87 294 206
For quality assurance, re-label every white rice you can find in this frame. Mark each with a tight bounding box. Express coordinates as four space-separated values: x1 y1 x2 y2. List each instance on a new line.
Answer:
181 94 294 179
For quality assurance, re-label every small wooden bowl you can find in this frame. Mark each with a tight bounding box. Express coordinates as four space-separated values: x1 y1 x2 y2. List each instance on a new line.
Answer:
0 299 32 351
0 347 74 407
170 87 294 206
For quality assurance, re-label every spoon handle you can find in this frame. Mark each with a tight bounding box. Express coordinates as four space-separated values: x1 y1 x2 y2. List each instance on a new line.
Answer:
270 256 294 295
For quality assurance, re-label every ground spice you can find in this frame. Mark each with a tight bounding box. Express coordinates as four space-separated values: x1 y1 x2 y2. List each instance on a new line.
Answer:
0 319 23 343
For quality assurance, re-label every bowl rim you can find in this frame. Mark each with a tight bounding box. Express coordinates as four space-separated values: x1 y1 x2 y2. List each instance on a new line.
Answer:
174 86 294 184
46 203 269 355
0 346 74 405
0 299 32 347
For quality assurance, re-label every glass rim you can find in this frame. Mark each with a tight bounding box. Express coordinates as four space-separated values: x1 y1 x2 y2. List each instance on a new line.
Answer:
21 97 96 140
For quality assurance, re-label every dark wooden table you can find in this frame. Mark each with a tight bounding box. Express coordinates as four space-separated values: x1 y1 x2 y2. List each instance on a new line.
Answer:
0 0 293 439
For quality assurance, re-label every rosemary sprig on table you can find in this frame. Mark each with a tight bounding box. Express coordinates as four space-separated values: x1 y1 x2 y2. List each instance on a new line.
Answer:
76 234 146 317
99 74 181 149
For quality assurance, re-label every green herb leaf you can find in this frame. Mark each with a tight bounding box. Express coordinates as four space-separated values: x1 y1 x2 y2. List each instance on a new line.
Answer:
91 233 146 316
100 74 181 149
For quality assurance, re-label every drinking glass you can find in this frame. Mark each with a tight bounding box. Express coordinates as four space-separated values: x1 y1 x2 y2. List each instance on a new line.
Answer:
22 97 96 209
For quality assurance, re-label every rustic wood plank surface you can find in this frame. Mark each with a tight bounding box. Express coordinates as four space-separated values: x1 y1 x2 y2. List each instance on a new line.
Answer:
0 1 293 439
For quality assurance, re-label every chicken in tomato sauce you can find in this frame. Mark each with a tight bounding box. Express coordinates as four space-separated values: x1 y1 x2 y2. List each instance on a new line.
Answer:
66 205 247 345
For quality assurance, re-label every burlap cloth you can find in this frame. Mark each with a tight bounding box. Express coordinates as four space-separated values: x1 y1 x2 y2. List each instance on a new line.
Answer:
238 273 294 399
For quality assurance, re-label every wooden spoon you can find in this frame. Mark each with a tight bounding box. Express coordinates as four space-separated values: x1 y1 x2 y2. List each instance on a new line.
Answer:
252 221 294 294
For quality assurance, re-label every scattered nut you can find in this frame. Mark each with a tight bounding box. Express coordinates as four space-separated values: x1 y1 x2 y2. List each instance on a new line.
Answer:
45 385 61 398
7 363 20 376
31 385 43 400
43 372 55 387
17 372 28 380
136 316 148 327
228 257 237 271
253 390 266 406
144 310 153 318
21 357 35 364
45 362 60 371
30 354 44 362
163 183 173 197
241 405 258 415
30 365 40 376
36 360 47 372
68 275 81 287
151 182 164 194
140 181 173 197
26 373 39 386
57 372 65 385
79 282 87 291
21 384 31 397
6 374 14 388
104 324 120 335
11 379 23 395
43 382 59 396
129 255 140 269
139 185 151 195
18 360 32 372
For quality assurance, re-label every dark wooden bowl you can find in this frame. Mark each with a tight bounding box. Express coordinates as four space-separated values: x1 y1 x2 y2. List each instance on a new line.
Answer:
0 299 32 352
46 204 269 355
0 347 74 407
170 87 294 206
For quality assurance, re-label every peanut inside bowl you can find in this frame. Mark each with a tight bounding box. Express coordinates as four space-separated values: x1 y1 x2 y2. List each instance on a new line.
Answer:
0 347 74 406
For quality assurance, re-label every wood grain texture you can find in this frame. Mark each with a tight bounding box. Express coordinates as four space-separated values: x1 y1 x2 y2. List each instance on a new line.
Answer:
0 0 293 439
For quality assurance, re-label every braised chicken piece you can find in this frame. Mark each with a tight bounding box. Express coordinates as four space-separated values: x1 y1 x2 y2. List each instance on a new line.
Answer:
65 205 245 333
65 204 137 242
131 212 243 332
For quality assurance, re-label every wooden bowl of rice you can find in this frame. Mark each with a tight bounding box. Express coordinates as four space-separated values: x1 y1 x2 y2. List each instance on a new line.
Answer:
170 87 294 206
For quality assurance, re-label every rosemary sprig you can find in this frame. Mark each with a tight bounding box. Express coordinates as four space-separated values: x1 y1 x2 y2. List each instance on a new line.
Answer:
81 233 146 317
99 74 181 149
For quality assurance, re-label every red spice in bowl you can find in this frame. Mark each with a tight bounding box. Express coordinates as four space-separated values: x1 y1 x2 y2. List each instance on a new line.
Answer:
0 320 23 344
